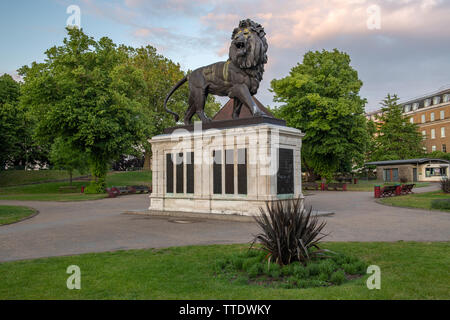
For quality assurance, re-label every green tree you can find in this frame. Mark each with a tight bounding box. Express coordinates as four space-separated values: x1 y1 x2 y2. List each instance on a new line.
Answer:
19 28 151 192
0 74 48 170
49 137 89 185
426 151 450 161
129 46 220 169
0 74 21 169
271 49 369 180
371 94 424 161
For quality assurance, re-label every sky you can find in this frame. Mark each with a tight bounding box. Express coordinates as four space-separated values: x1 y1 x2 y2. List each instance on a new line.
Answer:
1 0 449 112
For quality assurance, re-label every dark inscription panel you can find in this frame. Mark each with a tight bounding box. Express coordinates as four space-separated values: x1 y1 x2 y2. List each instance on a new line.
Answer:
277 148 294 194
166 153 173 193
225 149 234 194
176 152 184 193
186 152 194 194
213 150 222 194
237 148 247 195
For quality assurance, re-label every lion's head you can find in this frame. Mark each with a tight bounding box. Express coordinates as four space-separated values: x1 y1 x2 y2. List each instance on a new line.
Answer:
229 19 268 81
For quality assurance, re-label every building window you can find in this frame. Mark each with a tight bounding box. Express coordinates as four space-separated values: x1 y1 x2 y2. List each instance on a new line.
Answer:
441 110 445 120
431 129 436 139
237 148 247 195
443 144 447 153
412 102 419 110
225 149 234 194
426 167 447 177
424 99 431 107
421 114 426 123
433 96 441 105
432 145 437 152
213 150 222 194
186 152 194 194
441 127 446 138
277 148 294 194
383 168 399 182
176 152 184 193
422 130 427 140
430 112 435 121
444 94 450 103
166 153 174 193
405 105 411 112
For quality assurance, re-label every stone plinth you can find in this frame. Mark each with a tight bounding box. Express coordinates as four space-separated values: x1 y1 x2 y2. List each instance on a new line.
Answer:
149 120 304 216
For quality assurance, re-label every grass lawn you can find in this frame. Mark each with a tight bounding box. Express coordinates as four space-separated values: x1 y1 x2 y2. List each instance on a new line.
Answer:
379 191 450 212
0 242 448 299
0 170 85 187
0 171 152 202
346 180 430 192
0 205 36 225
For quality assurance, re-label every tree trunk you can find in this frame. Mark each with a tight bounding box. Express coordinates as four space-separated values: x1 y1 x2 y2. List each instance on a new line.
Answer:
143 151 152 171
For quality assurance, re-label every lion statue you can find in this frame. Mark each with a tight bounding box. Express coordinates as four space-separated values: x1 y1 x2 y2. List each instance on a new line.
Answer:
164 19 268 125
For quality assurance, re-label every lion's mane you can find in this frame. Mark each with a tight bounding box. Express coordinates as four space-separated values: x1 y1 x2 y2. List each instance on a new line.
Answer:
229 19 268 84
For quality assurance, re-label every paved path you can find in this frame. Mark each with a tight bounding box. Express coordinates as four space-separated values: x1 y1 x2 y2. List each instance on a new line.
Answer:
0 184 448 262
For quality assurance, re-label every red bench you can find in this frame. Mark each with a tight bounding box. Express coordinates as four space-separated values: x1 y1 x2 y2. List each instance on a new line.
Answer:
400 184 415 195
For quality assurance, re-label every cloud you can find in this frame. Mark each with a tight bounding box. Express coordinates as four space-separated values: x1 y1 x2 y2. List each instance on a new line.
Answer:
79 0 450 110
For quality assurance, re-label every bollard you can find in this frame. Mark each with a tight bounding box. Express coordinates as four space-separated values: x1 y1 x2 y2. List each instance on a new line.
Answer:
374 185 381 198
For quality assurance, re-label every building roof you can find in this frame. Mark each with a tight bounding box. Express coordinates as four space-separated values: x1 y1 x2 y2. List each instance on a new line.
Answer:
365 158 450 166
212 96 275 121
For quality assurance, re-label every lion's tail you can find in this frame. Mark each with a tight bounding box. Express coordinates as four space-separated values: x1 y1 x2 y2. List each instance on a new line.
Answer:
164 76 188 123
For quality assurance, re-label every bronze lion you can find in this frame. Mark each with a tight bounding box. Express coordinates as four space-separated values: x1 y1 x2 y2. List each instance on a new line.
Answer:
164 19 268 125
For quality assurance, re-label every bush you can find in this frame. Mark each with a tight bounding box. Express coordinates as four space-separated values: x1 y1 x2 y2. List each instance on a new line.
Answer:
330 270 346 285
215 246 367 289
431 199 450 210
252 198 328 265
400 177 408 183
248 264 263 279
305 263 320 276
318 259 336 277
84 184 105 194
440 177 450 193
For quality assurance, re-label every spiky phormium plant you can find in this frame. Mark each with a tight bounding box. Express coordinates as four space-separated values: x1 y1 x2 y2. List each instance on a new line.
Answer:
251 198 328 266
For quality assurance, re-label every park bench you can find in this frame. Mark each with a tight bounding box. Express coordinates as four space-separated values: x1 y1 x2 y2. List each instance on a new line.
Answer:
336 177 352 184
401 184 415 195
128 185 150 193
106 185 150 198
114 186 130 195
58 186 78 193
303 182 320 190
106 187 120 198
380 185 397 197
326 183 347 191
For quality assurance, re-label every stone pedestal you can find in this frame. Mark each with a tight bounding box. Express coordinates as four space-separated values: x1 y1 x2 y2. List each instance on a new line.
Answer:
149 119 304 216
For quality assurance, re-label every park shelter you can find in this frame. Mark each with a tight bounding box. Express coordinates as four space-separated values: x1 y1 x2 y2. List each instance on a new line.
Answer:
365 158 450 182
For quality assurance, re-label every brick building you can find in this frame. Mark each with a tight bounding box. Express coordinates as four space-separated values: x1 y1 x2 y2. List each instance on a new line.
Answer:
366 86 450 153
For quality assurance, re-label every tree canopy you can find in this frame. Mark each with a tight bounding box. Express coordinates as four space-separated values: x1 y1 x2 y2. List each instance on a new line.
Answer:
0 74 48 170
19 28 151 191
271 49 369 180
370 94 424 161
